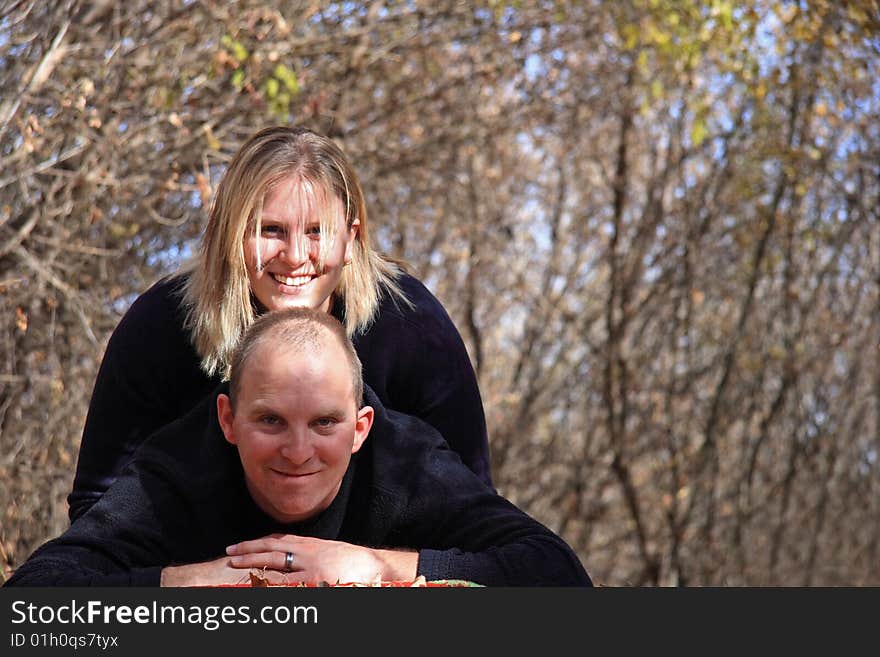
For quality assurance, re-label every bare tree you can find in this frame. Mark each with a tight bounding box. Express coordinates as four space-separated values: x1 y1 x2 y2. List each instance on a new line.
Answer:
2 0 878 585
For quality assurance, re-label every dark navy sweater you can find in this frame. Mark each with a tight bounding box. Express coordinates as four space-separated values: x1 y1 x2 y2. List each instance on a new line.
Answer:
9 388 589 587
68 271 491 521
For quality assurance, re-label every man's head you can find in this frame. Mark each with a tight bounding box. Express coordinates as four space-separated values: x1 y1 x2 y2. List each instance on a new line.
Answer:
217 308 373 524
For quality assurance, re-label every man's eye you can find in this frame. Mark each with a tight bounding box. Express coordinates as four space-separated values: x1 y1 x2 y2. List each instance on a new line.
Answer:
313 417 337 428
260 415 282 426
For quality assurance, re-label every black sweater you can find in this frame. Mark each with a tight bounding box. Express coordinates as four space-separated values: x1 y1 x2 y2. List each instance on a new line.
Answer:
8 388 590 587
69 271 491 521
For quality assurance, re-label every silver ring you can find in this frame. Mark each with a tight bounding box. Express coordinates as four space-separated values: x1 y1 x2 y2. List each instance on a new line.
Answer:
284 551 295 572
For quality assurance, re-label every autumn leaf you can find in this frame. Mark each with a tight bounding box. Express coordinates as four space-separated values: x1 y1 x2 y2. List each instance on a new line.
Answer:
196 173 212 207
249 571 269 587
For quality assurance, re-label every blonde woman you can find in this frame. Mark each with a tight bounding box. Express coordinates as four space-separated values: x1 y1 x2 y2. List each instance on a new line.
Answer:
68 126 491 521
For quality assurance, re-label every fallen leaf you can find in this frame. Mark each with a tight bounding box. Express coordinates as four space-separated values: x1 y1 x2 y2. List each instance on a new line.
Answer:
249 571 269 587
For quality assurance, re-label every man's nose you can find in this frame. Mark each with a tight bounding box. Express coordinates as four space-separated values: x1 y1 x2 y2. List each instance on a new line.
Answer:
279 430 314 464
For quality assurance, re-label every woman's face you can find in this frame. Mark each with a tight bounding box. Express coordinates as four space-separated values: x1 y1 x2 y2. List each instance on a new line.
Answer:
244 176 358 314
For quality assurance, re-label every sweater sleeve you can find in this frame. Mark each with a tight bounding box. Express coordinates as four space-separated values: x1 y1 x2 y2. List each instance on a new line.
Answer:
362 274 494 488
376 410 590 587
417 540 588 587
68 276 213 522
11 448 193 587
412 493 592 587
408 306 493 488
4 553 162 587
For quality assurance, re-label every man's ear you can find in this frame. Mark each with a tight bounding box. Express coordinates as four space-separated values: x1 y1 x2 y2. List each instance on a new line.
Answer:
351 405 373 454
217 393 237 445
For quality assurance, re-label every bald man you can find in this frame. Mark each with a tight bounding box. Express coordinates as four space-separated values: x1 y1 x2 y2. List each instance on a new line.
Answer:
6 309 590 587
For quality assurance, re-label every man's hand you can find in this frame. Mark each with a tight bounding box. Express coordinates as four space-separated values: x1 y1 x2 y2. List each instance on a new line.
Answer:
160 555 251 587
225 534 419 585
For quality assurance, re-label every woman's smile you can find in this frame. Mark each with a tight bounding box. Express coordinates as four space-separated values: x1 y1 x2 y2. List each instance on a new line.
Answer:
271 273 314 288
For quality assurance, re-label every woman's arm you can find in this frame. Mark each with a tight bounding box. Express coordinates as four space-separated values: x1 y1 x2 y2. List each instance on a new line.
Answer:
355 274 493 487
68 276 216 521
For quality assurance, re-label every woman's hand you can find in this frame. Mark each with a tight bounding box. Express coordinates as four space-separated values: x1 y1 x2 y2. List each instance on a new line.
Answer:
225 533 418 585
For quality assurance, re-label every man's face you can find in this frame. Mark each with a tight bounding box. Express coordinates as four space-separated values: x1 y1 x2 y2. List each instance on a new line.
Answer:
217 337 373 524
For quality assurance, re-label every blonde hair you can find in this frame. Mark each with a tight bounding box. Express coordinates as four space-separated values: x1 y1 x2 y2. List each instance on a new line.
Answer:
182 126 408 379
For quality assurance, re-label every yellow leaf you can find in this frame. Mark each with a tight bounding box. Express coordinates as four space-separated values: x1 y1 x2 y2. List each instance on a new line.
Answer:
203 125 221 151
651 78 663 99
265 78 279 99
779 5 798 24
621 24 639 49
273 64 299 95
691 118 708 147
221 35 248 63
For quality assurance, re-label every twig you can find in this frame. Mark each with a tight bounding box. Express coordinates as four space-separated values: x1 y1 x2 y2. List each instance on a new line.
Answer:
0 374 60 383
0 209 39 257
0 0 36 25
0 277 28 289
28 234 123 257
0 142 87 190
0 16 71 143
11 244 97 345
146 202 188 227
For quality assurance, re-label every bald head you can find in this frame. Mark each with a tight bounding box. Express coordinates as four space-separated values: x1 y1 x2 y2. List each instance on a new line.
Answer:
228 308 364 410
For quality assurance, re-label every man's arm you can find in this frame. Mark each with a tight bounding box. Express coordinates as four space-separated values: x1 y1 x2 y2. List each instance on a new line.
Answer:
221 482 590 588
4 546 163 587
407 488 592 587
378 412 592 587
6 456 193 587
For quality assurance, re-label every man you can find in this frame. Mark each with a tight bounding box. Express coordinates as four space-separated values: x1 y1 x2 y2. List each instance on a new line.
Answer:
5 309 591 587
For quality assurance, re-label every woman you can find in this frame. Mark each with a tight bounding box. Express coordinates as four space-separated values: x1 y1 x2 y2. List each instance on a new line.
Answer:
68 126 491 522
